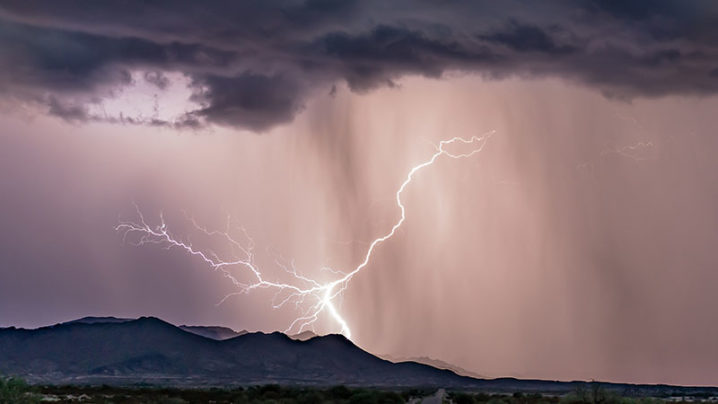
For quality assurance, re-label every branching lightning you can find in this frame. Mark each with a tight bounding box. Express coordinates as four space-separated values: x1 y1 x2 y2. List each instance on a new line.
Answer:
602 141 656 161
116 131 494 339
576 141 657 172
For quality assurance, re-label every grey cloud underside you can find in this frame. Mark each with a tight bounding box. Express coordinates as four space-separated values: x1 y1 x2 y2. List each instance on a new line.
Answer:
1 0 717 131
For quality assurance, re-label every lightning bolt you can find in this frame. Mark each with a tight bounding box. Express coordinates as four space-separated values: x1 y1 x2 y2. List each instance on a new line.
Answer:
116 131 494 339
602 141 656 161
576 140 657 172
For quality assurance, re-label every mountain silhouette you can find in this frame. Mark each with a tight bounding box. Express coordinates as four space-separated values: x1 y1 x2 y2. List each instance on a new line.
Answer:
64 317 247 340
178 325 247 340
64 316 133 325
0 317 480 387
289 330 319 341
2 317 718 395
381 354 486 379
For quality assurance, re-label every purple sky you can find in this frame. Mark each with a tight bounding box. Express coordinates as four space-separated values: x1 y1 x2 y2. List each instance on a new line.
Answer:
2 0 718 386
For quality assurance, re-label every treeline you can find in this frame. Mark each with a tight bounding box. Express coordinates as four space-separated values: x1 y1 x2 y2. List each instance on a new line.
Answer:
34 383 411 403
0 376 41 404
2 377 713 404
449 388 670 404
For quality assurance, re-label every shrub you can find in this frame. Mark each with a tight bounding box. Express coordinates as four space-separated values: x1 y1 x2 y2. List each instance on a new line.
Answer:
329 385 353 399
453 392 477 404
0 376 41 404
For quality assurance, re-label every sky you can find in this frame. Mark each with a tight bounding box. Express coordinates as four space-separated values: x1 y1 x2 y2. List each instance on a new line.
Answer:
2 0 718 386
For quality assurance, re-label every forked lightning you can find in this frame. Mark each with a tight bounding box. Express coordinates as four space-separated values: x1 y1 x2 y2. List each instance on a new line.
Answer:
116 131 494 339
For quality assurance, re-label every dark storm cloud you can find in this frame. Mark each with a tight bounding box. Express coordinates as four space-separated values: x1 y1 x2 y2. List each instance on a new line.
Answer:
0 0 717 131
314 25 494 90
191 73 306 131
143 72 171 90
478 22 577 55
46 97 89 122
582 0 718 42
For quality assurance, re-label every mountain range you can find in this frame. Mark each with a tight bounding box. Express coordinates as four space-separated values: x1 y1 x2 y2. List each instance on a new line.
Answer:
1 316 718 396
379 354 485 380
0 316 479 387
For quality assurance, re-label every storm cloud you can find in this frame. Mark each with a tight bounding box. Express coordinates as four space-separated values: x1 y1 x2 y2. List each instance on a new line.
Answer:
1 0 717 131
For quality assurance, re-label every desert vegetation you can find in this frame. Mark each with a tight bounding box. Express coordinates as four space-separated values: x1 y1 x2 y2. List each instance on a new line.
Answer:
0 378 715 404
449 386 682 404
0 376 41 403
34 383 408 403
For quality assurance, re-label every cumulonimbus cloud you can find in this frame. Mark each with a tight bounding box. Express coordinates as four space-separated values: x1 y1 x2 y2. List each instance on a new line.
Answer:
1 0 717 131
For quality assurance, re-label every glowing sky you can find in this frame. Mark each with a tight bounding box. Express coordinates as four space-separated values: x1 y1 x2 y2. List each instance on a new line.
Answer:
2 0 718 387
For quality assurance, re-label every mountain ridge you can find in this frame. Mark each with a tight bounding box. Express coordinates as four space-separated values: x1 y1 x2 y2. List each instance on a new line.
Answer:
0 316 475 387
178 325 247 340
381 353 486 379
2 317 718 395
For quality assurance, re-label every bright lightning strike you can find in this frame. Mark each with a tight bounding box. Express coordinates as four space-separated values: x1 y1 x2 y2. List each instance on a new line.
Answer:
116 131 494 339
